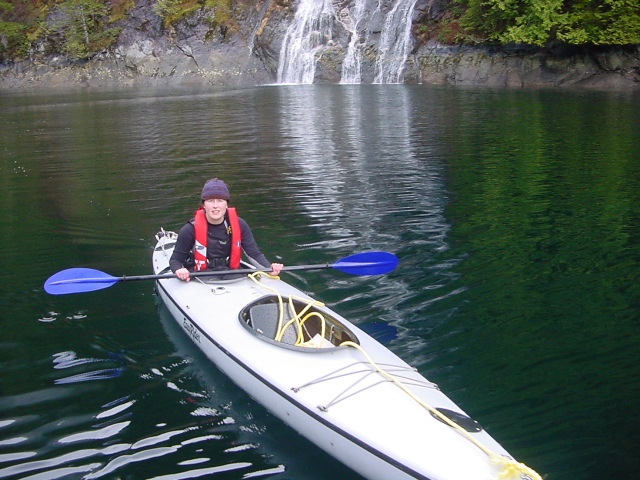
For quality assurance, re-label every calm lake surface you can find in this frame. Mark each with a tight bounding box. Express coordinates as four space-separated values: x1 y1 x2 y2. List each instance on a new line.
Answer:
1 85 639 480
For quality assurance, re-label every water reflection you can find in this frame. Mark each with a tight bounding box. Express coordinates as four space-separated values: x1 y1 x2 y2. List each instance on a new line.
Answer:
274 86 446 252
1 86 639 480
0 338 291 480
262 86 461 370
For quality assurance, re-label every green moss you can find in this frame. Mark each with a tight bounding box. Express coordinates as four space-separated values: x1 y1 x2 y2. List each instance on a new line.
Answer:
153 0 231 27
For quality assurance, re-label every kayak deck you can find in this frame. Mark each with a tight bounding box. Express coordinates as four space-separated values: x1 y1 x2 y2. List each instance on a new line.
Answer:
152 230 541 480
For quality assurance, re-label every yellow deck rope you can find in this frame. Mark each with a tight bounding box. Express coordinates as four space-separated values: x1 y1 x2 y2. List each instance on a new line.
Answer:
248 272 327 346
247 272 541 480
340 341 542 480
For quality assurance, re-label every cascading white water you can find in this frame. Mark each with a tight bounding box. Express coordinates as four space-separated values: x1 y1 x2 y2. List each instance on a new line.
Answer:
374 0 418 84
277 0 337 84
339 0 369 84
278 0 418 84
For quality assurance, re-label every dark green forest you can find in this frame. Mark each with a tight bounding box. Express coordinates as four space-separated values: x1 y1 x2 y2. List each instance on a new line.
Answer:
1 0 639 62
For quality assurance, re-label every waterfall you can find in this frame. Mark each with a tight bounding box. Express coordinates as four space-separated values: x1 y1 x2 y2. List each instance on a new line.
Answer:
374 0 418 84
339 0 369 84
278 0 417 84
277 0 337 84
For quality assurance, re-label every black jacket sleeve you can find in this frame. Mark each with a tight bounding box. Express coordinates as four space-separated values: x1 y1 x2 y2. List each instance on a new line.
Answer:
169 222 196 272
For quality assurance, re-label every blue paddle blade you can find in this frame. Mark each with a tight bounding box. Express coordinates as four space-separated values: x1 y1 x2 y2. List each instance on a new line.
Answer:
358 322 398 345
44 268 119 295
332 251 399 276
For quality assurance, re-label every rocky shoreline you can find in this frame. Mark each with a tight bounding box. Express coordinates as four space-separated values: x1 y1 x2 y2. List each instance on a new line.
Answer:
414 44 640 90
1 0 639 91
0 43 273 90
2 43 639 91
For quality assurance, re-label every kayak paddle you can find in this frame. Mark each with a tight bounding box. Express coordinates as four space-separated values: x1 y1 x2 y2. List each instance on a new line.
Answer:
44 251 399 295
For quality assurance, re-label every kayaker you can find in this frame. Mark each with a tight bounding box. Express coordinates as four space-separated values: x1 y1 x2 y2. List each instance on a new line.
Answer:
170 178 284 282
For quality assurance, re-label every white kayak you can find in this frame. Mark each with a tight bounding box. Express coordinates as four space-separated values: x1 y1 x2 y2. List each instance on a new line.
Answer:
152 230 539 480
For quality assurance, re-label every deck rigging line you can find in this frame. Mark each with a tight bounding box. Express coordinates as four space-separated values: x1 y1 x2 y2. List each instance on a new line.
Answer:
249 270 542 480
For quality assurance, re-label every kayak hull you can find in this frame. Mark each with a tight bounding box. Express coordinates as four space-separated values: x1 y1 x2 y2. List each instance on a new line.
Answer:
153 231 517 480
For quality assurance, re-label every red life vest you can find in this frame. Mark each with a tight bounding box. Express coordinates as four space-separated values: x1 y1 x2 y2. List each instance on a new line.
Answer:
193 207 242 271
227 207 242 269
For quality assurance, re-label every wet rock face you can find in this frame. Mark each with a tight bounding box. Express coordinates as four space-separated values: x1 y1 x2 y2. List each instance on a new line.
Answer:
1 0 639 90
411 44 640 89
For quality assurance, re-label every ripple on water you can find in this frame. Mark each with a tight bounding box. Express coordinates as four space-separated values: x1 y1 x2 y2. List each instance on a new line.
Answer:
0 347 289 480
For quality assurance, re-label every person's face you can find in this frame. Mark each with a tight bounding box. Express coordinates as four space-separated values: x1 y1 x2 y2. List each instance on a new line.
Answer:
203 198 227 224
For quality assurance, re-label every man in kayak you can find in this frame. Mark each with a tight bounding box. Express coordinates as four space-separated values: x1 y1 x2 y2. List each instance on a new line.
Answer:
170 178 284 282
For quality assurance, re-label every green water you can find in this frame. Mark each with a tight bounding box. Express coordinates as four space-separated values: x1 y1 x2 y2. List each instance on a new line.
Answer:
1 85 639 479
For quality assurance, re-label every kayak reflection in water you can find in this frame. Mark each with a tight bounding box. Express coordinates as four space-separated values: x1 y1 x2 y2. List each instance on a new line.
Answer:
169 178 284 282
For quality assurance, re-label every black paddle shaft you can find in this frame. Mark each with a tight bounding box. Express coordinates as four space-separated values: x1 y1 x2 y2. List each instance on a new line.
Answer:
120 264 333 282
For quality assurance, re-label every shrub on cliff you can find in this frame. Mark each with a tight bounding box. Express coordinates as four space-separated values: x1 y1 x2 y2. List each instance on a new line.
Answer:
458 0 640 46
48 0 120 59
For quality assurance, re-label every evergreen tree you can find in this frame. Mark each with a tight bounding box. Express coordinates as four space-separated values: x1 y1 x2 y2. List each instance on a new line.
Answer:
49 0 119 59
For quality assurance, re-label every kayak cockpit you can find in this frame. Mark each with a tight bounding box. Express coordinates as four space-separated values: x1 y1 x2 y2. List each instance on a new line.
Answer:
239 296 359 351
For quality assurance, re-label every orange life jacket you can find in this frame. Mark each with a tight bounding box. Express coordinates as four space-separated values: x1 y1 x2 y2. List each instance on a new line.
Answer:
193 207 242 271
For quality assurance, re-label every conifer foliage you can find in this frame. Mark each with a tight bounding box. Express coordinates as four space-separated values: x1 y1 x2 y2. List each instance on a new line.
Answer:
459 0 640 46
49 0 120 58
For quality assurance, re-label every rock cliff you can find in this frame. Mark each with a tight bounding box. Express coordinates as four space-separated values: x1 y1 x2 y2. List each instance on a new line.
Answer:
1 0 638 90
